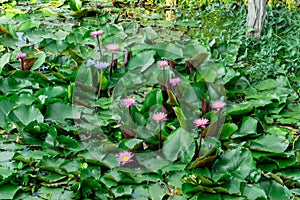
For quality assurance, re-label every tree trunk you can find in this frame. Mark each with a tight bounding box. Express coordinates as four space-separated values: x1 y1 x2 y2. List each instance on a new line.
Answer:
246 0 267 38
166 0 177 21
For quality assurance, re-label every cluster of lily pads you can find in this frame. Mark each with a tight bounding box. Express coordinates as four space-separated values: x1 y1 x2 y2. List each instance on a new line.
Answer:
73 29 228 168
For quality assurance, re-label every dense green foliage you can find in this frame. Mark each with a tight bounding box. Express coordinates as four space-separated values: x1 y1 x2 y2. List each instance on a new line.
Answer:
0 0 299 199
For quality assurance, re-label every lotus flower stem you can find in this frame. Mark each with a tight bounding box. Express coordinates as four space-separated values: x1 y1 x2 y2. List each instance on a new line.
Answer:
198 130 203 157
128 108 131 128
20 60 24 70
193 118 209 157
163 68 166 89
96 36 103 58
112 51 115 61
152 111 167 151
159 122 162 150
98 69 103 96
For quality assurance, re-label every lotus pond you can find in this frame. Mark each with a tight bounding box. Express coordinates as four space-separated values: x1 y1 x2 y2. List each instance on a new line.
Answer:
0 0 299 199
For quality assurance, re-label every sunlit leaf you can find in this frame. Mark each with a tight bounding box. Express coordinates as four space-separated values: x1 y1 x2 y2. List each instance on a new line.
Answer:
49 1 64 7
70 0 82 11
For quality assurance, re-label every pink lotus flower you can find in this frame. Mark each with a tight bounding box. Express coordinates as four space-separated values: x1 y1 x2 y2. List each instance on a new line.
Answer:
193 118 209 128
117 151 134 166
170 77 181 86
157 60 168 68
106 44 119 52
152 112 167 123
212 101 226 112
91 30 103 37
17 53 26 59
122 97 136 108
90 31 98 37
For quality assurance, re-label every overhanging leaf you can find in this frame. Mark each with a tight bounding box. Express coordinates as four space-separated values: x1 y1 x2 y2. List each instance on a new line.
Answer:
154 43 183 60
183 43 208 59
163 128 195 162
128 50 155 72
189 52 209 68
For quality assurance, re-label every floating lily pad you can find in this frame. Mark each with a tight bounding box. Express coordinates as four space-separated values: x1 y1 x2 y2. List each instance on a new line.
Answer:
212 148 255 182
250 135 289 153
0 184 21 200
231 116 258 138
226 102 253 116
7 105 44 126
